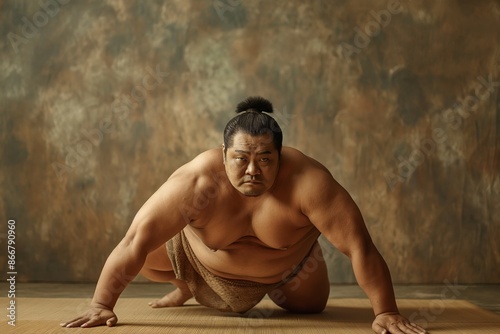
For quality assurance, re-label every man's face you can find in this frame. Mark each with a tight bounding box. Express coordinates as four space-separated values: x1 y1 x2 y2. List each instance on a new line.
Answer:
223 131 280 197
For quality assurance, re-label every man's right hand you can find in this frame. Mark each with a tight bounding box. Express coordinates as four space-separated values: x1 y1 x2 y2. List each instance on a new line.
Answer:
60 306 118 328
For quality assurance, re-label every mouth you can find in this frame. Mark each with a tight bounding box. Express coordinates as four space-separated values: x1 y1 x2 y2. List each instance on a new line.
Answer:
244 180 262 184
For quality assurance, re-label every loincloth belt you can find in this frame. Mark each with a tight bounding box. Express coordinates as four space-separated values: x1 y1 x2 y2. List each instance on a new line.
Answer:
166 229 314 313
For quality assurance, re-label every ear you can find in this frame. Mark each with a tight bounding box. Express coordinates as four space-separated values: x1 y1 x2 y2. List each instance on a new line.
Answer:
222 144 226 164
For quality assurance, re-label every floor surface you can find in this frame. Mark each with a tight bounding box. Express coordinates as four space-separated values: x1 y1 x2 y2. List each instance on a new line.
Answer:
3 297 500 333
4 282 498 313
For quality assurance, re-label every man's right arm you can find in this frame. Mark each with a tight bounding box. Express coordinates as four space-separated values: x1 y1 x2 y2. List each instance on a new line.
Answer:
60 236 148 328
60 168 196 328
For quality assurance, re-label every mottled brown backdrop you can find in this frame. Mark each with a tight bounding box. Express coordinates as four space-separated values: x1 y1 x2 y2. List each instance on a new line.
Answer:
1 0 499 284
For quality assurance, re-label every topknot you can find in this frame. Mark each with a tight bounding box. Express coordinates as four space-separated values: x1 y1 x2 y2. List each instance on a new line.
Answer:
235 96 273 114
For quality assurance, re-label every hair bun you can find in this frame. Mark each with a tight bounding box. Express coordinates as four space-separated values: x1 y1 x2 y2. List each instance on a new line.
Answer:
235 96 274 114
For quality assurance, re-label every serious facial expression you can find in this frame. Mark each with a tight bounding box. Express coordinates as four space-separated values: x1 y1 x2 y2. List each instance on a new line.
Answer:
223 131 280 197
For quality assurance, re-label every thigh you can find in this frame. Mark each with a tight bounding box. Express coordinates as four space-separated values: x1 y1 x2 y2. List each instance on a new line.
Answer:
269 242 330 313
143 243 173 271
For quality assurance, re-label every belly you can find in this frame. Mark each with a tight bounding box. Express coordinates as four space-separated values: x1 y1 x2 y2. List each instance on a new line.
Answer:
183 226 320 284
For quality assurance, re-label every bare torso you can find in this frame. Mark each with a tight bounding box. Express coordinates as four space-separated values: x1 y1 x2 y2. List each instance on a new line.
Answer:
177 147 327 284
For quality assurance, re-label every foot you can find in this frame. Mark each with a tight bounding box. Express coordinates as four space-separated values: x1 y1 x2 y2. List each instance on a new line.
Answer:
148 287 193 308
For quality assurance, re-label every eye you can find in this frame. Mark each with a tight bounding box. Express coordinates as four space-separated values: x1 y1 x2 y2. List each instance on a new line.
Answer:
234 157 247 163
260 158 270 162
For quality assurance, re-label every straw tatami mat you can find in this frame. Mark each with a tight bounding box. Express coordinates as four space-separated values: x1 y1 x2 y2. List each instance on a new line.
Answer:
2 297 500 333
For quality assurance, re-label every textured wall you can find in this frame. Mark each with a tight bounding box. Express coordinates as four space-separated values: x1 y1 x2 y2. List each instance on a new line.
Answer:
0 0 499 284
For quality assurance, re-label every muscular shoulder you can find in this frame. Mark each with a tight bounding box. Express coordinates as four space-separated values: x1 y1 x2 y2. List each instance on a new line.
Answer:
168 149 227 208
171 148 222 176
280 147 337 186
280 147 347 209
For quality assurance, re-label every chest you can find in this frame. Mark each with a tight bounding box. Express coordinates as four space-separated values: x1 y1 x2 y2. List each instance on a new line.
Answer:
189 196 314 251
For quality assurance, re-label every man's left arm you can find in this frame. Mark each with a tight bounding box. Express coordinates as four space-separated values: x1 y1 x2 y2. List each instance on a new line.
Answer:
302 169 427 334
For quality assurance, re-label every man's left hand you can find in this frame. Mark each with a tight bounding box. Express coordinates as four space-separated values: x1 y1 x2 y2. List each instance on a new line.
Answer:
372 312 429 334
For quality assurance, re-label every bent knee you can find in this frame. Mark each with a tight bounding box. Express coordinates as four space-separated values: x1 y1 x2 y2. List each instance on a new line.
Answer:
140 268 176 282
278 296 328 314
144 244 172 271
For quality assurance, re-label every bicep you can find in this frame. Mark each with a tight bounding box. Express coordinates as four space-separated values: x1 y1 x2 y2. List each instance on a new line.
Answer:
125 173 192 254
304 174 372 257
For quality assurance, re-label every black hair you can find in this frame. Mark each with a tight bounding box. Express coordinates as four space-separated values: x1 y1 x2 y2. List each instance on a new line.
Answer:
223 96 283 154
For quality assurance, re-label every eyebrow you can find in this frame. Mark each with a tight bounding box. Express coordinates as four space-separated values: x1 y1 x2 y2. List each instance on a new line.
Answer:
234 149 272 155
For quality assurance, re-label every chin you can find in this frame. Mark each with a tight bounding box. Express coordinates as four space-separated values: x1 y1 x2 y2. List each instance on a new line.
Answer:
239 186 267 197
242 191 264 197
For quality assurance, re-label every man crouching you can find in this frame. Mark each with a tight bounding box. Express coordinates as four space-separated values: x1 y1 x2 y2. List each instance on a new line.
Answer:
61 96 427 334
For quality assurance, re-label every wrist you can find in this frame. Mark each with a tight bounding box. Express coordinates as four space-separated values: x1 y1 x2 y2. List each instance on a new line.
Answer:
375 310 400 317
90 300 114 311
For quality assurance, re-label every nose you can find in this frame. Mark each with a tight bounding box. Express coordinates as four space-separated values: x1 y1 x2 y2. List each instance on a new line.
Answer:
245 160 261 175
